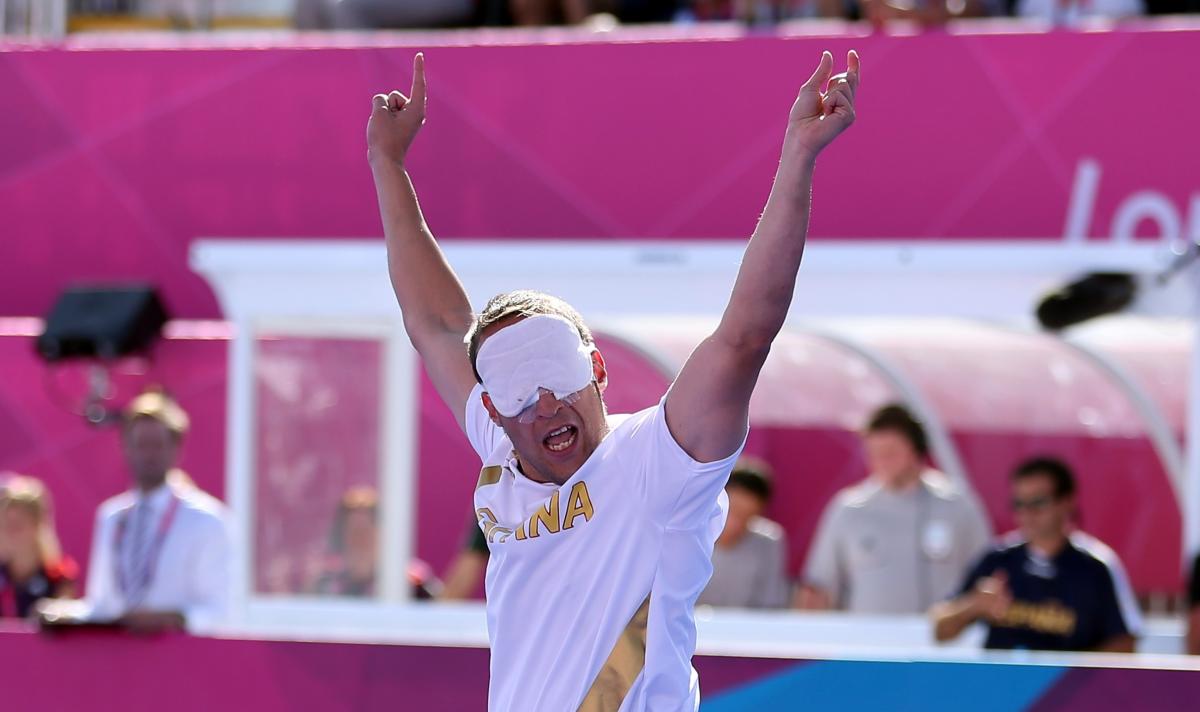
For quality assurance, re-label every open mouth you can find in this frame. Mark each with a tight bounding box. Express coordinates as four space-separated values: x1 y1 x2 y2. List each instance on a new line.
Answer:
542 424 578 454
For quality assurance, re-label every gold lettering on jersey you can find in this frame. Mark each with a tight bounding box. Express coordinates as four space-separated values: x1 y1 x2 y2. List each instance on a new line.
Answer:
475 507 514 544
480 483 596 545
529 491 562 538
998 599 1078 636
562 481 594 530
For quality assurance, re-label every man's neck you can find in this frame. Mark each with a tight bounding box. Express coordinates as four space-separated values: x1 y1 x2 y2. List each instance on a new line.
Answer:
136 477 168 495
514 458 565 486
880 467 923 492
1028 533 1068 559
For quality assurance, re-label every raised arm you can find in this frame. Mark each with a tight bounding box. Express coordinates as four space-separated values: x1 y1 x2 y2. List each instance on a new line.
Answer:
367 54 478 427
665 50 860 462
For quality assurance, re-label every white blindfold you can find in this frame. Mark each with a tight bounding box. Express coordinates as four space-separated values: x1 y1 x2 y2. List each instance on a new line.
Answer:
476 314 594 419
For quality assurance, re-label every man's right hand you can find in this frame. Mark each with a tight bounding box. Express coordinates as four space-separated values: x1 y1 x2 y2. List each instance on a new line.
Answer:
367 53 427 166
971 570 1013 623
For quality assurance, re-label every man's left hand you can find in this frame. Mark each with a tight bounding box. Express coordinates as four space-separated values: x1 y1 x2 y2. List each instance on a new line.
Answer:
787 50 860 160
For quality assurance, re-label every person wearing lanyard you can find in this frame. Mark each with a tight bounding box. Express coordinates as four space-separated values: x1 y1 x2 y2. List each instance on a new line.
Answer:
0 476 78 620
40 388 234 635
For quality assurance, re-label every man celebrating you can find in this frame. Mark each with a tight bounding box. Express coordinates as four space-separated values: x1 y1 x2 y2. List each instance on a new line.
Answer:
367 50 859 710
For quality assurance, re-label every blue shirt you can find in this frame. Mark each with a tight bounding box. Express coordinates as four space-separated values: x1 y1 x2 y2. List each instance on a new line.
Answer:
959 533 1141 651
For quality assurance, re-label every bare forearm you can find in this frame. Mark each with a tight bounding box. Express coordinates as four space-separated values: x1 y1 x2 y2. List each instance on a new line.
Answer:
371 157 473 340
716 138 815 348
794 583 833 610
931 596 980 642
658 51 857 462
1189 609 1200 655
1095 634 1136 654
438 552 488 600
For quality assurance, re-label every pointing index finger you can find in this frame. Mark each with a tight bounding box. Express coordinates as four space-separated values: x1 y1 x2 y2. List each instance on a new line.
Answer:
410 52 427 110
846 49 861 90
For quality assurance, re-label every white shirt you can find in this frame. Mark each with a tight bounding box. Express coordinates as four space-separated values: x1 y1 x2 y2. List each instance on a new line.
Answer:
84 481 234 634
466 385 744 712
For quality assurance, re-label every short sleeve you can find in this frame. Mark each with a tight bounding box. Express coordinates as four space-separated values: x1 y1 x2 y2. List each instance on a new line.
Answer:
629 398 745 525
959 493 993 566
1095 567 1134 642
1095 554 1143 640
803 497 845 605
751 528 790 609
463 384 504 460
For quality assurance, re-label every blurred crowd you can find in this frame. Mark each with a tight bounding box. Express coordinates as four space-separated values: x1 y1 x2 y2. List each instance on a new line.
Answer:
58 0 1200 31
5 387 1199 655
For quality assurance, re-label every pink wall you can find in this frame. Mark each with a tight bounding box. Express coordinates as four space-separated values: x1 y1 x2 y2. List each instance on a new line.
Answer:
1 28 1198 320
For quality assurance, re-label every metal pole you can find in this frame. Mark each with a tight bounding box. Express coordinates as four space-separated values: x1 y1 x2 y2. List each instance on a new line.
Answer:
1186 293 1200 568
378 327 418 603
225 318 257 624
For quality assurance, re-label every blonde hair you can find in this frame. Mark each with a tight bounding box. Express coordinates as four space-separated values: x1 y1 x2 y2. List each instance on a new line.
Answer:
329 486 379 553
122 386 190 438
0 474 63 565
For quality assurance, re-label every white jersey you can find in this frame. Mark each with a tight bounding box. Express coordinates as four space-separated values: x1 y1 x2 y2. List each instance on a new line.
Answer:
466 385 744 711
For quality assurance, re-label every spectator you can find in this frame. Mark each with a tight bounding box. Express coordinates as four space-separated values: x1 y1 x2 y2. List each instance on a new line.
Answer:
798 404 991 613
1185 552 1199 654
42 388 234 634
310 486 381 597
511 0 595 24
0 476 78 619
439 520 490 600
295 0 476 28
1013 0 1143 23
931 457 1141 652
703 0 852 21
697 459 789 609
310 486 440 599
858 0 999 27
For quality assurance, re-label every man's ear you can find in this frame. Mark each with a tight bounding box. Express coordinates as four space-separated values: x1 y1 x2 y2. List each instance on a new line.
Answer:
591 349 608 393
480 391 503 426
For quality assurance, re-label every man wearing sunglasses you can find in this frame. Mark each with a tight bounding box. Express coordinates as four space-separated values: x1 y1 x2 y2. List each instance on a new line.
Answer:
931 457 1141 652
367 49 860 711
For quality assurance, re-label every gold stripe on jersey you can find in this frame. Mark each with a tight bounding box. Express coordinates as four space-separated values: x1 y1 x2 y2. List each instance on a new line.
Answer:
578 596 650 712
476 465 503 489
